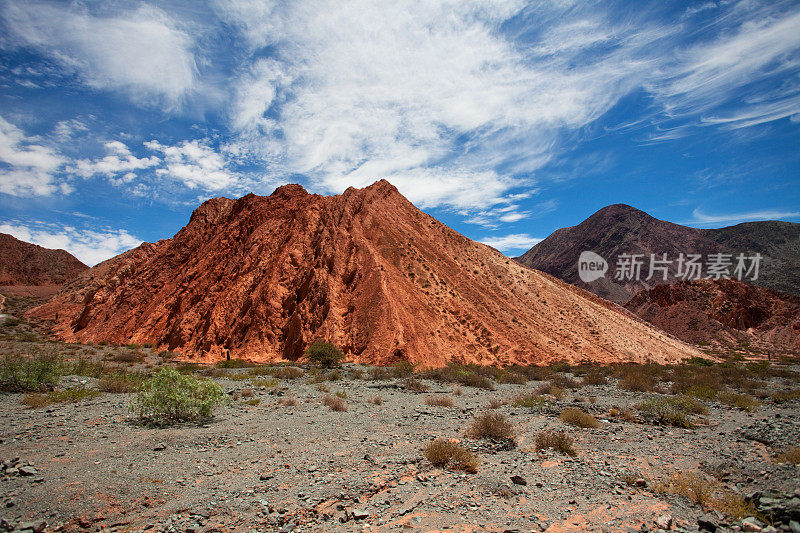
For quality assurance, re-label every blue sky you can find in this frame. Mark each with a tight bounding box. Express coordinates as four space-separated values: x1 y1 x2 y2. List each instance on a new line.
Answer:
0 0 798 265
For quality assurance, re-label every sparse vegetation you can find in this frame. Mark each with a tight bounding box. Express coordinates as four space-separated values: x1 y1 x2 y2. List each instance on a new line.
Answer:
466 412 515 440
0 351 63 392
717 391 760 411
279 396 298 407
322 394 347 411
559 407 600 428
425 395 455 407
21 387 100 408
366 395 383 405
402 377 429 392
636 396 707 428
534 430 576 456
486 397 505 409
423 438 479 473
98 371 147 393
512 392 547 409
270 366 305 380
306 341 345 368
130 368 229 426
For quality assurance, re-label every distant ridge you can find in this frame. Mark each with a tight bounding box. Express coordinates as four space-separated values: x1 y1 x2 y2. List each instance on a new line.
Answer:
0 233 88 287
516 204 800 303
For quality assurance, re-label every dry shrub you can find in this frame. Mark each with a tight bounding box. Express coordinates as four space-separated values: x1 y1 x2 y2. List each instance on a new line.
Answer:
368 366 393 380
20 393 53 408
466 412 515 440
366 395 383 405
775 446 800 465
550 375 581 389
486 398 505 409
581 370 608 386
98 371 146 393
110 351 145 364
534 431 576 456
497 370 527 385
664 472 716 507
636 396 707 428
279 396 297 407
241 388 255 399
452 386 463 396
560 407 600 428
609 405 636 422
771 389 800 403
425 395 455 407
270 366 304 380
618 372 657 392
536 382 565 399
322 394 348 411
423 438 479 473
402 377 429 392
245 398 260 406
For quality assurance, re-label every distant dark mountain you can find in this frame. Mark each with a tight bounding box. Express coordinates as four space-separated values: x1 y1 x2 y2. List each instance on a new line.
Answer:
515 205 800 303
625 278 800 354
0 233 88 286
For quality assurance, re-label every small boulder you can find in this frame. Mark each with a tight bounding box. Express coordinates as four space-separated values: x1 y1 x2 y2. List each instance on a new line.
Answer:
510 475 527 486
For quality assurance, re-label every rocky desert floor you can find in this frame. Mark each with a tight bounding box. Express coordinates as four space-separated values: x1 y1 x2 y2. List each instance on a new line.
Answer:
0 302 799 533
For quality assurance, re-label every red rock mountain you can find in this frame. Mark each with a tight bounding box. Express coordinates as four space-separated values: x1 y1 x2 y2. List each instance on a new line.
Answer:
516 204 800 303
30 181 701 366
0 233 88 287
625 279 800 354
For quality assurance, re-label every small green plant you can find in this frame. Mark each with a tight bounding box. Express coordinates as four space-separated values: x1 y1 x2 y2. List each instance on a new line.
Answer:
335 390 347 399
305 341 345 368
512 392 548 409
1 352 63 392
309 369 341 383
70 358 108 378
717 391 760 412
129 368 229 426
21 387 101 408
391 360 417 378
466 412 515 440
251 377 280 388
560 407 600 428
636 396 707 428
423 438 479 473
245 398 261 406
534 430 576 456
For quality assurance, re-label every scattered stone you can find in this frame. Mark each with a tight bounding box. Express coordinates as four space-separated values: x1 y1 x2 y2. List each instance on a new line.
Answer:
741 517 764 532
17 466 37 477
153 443 166 451
655 514 673 530
698 514 718 532
510 475 527 486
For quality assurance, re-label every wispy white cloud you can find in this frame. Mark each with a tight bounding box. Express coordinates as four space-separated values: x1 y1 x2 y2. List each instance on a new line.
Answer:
0 115 68 196
479 233 543 254
145 139 238 191
2 2 197 108
689 207 800 226
0 220 142 266
73 141 160 184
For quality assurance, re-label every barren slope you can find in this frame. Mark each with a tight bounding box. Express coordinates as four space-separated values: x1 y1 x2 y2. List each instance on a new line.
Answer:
625 278 800 353
0 233 87 286
30 181 701 365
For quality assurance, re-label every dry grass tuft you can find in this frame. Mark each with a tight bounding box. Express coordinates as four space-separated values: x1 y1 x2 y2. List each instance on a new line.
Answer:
717 391 760 412
609 405 636 422
560 407 600 428
536 382 565 399
423 438 479 473
466 412 515 440
486 397 505 409
270 366 305 380
425 395 455 407
534 431 576 456
322 395 348 412
366 395 383 405
775 446 800 465
402 377 429 392
279 396 297 407
452 386 463 396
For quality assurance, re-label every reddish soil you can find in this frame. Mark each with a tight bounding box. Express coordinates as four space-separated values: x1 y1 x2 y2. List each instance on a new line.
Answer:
625 278 800 353
30 181 702 366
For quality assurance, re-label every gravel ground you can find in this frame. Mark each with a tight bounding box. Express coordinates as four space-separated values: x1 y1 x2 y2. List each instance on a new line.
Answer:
1 363 798 533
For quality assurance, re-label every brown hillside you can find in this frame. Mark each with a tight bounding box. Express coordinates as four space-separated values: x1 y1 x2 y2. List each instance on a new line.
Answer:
30 181 701 366
625 278 800 353
0 233 88 286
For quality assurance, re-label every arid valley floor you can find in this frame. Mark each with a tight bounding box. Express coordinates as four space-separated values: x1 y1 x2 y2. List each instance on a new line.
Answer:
1 297 799 533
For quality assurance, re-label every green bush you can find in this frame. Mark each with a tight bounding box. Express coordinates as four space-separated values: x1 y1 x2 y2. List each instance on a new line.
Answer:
305 341 345 368
636 396 707 428
130 368 229 426
0 351 63 392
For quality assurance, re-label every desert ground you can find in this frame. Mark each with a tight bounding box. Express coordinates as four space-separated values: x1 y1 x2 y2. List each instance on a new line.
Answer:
1 296 799 533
